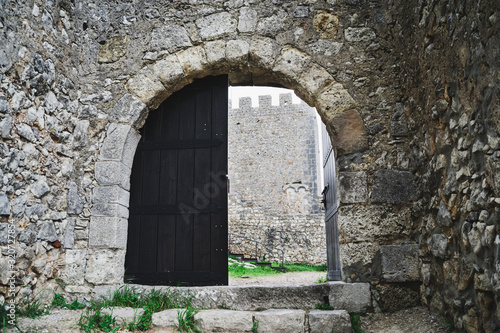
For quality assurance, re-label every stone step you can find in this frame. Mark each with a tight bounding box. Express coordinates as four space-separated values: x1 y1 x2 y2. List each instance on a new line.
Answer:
152 308 352 333
98 281 372 314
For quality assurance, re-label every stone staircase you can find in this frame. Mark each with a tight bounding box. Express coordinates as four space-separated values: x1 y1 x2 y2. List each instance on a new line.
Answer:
124 281 370 332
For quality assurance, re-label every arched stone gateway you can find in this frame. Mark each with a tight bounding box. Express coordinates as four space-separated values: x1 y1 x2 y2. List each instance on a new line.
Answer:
89 40 361 286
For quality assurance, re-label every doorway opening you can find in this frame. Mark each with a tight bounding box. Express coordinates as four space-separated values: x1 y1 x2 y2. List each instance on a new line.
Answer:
124 75 341 286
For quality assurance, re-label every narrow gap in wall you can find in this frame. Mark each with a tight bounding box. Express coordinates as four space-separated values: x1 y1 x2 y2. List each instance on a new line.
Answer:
227 86 328 286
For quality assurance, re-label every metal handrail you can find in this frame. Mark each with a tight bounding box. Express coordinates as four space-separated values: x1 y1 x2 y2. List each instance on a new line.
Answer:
228 232 285 267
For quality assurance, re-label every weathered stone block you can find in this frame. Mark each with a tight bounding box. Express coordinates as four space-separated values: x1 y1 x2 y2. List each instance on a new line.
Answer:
126 66 168 109
176 46 208 79
85 249 125 284
37 221 58 242
314 11 339 38
328 282 371 313
60 250 87 285
344 27 376 43
431 234 448 258
197 309 254 332
95 161 131 190
91 203 129 218
150 25 192 52
204 40 227 69
93 186 130 206
308 310 351 333
327 109 368 156
273 46 311 84
98 35 129 63
315 83 356 121
110 94 148 129
339 172 368 203
249 36 281 70
371 169 416 204
238 7 258 33
101 307 145 327
0 222 18 244
196 12 237 40
226 39 249 65
152 309 179 328
297 63 333 105
153 55 190 94
255 309 305 333
379 244 420 282
67 182 84 215
89 216 128 249
64 217 75 249
30 177 50 198
99 123 141 169
0 192 10 215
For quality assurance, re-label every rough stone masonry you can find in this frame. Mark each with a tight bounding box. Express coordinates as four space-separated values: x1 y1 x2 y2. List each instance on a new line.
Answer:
0 1 498 332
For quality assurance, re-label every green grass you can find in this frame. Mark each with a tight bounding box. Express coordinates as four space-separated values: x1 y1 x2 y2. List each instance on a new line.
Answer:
79 284 193 331
314 303 334 310
228 257 327 278
351 313 365 333
251 320 258 332
78 308 119 333
176 306 200 332
52 294 86 310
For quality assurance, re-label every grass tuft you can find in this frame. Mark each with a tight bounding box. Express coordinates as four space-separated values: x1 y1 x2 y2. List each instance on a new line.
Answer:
314 303 334 310
176 306 200 333
78 308 119 333
351 313 365 333
52 294 86 310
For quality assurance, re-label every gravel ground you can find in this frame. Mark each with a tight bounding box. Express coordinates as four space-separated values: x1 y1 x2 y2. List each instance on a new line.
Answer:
229 271 327 285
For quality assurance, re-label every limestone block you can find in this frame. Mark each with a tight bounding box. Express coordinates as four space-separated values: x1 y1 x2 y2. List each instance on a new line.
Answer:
431 234 448 258
344 27 376 43
93 186 130 206
16 123 37 142
249 36 281 72
379 244 420 282
100 123 141 168
30 177 50 198
255 309 305 333
308 310 351 333
437 201 452 227
314 11 339 38
126 66 168 109
91 203 129 218
176 46 208 79
197 309 254 332
370 169 416 204
0 222 18 244
238 7 258 33
327 109 368 156
101 307 145 327
0 192 10 215
60 250 87 285
37 221 58 242
109 94 148 129
196 12 237 40
315 82 356 121
204 40 227 69
273 46 311 84
67 181 84 215
296 63 333 105
85 249 125 284
226 39 250 65
153 55 190 94
338 172 368 203
152 309 180 328
328 282 371 313
95 161 131 190
89 216 128 249
64 217 75 249
98 35 129 63
150 25 192 52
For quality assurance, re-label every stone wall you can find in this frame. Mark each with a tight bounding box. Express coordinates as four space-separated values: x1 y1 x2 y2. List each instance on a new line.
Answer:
0 1 498 330
228 94 326 265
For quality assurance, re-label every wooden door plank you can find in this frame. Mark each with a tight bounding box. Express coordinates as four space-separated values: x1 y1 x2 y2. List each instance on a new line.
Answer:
157 214 176 273
138 215 158 272
125 214 141 274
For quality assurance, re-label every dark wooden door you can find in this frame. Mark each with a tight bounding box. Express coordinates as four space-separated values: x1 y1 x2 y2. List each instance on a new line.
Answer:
125 75 229 286
321 123 342 281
